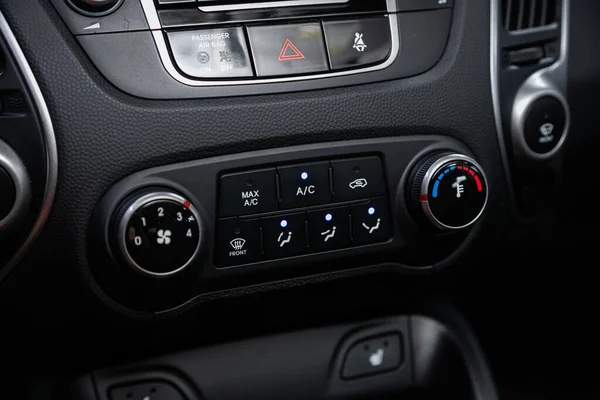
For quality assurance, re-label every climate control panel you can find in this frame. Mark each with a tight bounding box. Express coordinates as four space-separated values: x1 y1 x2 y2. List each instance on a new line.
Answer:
90 137 489 311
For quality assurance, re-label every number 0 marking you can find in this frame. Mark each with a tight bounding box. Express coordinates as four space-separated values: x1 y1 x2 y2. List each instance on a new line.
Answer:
134 236 142 246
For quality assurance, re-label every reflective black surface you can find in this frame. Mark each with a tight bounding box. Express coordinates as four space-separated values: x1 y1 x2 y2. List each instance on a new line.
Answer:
427 161 487 228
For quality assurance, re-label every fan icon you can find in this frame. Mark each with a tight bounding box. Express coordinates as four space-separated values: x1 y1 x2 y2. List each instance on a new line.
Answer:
156 229 172 245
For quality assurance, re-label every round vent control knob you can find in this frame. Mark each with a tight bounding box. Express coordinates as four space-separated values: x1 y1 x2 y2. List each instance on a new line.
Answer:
66 0 124 16
409 154 488 231
511 77 570 161
113 191 203 277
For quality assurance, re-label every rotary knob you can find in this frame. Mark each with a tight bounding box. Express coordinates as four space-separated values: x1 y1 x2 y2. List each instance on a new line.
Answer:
66 0 124 16
408 153 488 230
112 190 203 277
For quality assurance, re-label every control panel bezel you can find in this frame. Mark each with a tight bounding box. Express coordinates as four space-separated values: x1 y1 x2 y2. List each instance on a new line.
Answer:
91 137 481 312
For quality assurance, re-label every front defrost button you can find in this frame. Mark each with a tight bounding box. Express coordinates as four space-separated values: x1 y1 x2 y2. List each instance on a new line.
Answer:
216 218 261 267
167 27 254 79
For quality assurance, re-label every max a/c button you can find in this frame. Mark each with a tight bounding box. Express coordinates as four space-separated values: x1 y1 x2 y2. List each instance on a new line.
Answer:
219 169 279 217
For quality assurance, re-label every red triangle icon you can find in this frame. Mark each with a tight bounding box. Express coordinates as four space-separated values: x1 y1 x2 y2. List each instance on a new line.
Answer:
277 38 306 61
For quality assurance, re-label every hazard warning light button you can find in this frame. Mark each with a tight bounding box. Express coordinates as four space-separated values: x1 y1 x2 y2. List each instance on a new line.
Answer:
247 23 329 77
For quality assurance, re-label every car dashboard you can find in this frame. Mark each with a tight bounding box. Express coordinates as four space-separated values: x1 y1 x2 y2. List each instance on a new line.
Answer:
0 0 599 398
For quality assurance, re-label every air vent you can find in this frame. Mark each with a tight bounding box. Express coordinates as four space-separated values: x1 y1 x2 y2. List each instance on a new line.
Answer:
502 0 558 32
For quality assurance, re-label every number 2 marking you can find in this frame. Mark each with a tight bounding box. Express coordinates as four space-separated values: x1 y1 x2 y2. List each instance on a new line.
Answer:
157 207 164 217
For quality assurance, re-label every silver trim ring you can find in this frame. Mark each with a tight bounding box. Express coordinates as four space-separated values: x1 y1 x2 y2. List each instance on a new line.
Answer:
0 139 31 234
117 192 203 278
0 12 58 281
420 154 489 231
511 78 570 161
140 0 400 87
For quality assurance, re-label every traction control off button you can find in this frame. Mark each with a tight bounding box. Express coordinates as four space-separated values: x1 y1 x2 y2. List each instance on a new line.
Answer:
219 169 279 217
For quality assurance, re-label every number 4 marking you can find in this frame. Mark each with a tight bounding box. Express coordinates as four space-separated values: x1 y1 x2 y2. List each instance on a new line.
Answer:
186 229 192 237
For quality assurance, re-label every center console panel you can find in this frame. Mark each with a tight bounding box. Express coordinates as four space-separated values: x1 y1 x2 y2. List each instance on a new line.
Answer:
49 0 454 98
67 308 499 400
90 136 489 312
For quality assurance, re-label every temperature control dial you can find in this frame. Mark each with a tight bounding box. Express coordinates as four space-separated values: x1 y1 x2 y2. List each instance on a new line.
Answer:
114 191 202 277
409 154 488 230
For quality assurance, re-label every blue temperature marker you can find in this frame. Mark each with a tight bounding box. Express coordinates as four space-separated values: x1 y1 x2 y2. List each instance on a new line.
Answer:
432 180 441 198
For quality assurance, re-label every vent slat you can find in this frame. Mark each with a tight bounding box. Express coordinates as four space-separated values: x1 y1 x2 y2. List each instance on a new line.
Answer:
504 0 512 30
501 0 557 31
528 0 537 29
516 0 525 30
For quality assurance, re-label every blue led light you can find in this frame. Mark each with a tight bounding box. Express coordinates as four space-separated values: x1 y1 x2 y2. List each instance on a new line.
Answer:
325 213 333 222
301 172 309 180
432 180 440 198
280 219 288 228
368 207 376 215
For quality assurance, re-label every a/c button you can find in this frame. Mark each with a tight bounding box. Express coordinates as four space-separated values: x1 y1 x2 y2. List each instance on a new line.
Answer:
278 162 331 209
219 168 279 217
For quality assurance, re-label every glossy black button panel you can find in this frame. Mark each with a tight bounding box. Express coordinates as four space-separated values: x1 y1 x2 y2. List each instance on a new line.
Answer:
215 156 390 267
219 168 278 217
164 16 393 80
351 197 392 246
167 27 253 79
278 161 331 209
331 156 386 201
323 17 392 70
342 333 402 379
216 218 261 267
